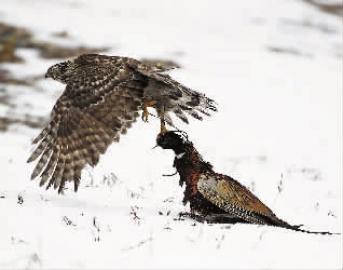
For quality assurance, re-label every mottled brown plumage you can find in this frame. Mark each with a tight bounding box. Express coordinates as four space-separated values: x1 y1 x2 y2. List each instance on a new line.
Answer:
157 131 337 235
28 54 216 193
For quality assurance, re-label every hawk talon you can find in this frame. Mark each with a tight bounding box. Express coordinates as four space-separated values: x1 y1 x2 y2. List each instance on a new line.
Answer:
159 104 168 134
141 107 149 122
142 100 157 123
160 120 168 134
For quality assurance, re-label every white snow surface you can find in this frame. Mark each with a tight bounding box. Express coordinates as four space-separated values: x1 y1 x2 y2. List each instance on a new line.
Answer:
0 0 342 269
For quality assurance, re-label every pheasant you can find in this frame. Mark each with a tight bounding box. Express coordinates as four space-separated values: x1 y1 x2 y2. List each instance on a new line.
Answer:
156 131 338 235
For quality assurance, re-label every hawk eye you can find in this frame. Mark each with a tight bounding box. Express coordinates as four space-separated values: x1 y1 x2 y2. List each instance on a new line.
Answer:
57 62 69 72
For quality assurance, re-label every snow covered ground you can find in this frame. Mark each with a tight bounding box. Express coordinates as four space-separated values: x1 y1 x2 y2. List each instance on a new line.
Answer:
0 0 342 268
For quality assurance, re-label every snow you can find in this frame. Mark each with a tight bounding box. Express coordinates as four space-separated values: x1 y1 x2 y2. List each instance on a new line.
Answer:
0 0 342 269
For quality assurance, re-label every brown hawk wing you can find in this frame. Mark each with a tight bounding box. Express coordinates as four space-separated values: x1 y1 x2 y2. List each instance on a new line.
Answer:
28 56 145 193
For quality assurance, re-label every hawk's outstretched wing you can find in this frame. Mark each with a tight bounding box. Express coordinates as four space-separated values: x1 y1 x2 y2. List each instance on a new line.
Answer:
28 55 145 193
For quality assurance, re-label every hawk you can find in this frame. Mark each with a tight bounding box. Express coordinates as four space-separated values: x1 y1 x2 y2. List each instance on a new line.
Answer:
28 54 217 193
157 131 337 235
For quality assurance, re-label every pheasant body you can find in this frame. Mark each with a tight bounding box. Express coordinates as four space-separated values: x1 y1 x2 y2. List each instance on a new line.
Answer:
157 131 338 235
171 138 290 227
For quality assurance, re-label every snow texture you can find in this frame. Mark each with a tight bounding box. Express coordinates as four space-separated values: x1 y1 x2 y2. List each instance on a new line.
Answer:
0 0 342 269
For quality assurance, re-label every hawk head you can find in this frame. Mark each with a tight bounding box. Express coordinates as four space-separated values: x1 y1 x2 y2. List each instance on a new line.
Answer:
45 60 76 83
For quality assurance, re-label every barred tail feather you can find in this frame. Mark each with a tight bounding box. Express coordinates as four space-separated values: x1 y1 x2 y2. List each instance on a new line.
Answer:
173 107 189 124
173 81 217 122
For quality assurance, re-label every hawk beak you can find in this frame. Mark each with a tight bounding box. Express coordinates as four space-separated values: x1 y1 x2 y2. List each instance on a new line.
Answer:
45 70 52 79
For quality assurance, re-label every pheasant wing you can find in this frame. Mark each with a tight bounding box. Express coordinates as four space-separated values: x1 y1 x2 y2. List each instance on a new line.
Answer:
197 173 278 224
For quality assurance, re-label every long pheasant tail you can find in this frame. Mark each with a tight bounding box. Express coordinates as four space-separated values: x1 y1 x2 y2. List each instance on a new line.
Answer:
269 215 340 235
283 224 340 235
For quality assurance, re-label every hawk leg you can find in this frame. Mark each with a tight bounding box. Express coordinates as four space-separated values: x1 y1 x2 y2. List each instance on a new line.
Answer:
159 105 167 134
142 100 167 133
160 119 167 134
141 100 157 122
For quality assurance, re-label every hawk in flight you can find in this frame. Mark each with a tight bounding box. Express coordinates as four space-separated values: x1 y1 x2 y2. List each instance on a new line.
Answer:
28 54 217 193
